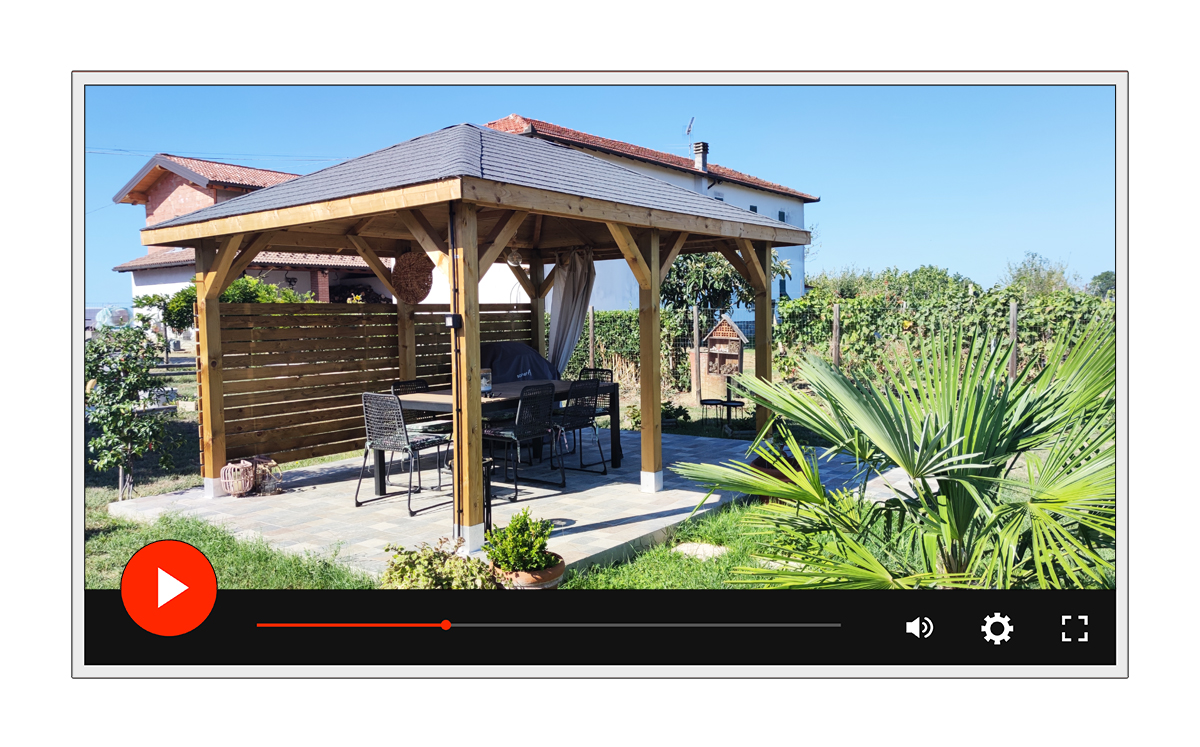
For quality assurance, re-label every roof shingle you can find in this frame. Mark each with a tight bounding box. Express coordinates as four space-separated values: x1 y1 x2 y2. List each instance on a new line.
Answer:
113 248 378 273
159 155 299 189
146 124 807 235
485 114 819 202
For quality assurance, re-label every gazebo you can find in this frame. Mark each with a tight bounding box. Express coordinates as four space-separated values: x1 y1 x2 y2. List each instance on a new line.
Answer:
140 124 810 551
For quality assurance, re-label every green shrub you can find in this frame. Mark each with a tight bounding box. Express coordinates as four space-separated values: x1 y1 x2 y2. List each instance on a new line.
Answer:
162 277 316 330
379 537 503 589
484 508 557 573
627 402 692 430
662 402 691 422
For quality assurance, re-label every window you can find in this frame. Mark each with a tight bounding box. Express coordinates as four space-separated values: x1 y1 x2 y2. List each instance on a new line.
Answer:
778 210 787 222
749 205 758 213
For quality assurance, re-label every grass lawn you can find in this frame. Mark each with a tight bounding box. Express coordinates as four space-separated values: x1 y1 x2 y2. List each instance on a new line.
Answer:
84 410 375 590
561 500 768 589
85 492 375 589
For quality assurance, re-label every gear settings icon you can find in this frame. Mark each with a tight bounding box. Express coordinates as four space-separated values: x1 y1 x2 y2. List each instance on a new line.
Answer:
981 612 1014 644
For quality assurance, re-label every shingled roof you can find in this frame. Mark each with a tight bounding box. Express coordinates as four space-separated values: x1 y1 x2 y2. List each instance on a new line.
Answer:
144 124 805 234
485 114 819 203
113 154 299 204
113 248 377 273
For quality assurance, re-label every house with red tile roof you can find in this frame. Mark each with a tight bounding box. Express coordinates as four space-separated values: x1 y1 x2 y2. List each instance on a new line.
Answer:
112 154 395 304
485 114 818 308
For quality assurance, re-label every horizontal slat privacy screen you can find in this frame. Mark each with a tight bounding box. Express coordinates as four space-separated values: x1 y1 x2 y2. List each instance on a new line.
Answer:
214 302 535 464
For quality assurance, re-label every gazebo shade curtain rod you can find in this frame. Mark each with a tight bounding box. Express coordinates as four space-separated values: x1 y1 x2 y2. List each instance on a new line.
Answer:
141 124 810 247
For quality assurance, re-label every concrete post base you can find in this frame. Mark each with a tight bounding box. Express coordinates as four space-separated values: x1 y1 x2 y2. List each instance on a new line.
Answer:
641 470 663 493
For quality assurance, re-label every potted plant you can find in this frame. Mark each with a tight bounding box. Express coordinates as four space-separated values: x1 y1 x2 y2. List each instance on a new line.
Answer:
484 508 566 590
379 537 504 589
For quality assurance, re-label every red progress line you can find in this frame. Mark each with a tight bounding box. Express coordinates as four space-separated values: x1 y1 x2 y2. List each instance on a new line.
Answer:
258 620 452 629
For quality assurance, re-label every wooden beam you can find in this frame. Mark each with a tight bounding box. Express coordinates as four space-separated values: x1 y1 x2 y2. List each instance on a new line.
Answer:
559 217 594 247
254 232 356 250
639 229 663 491
202 234 245 301
754 240 773 433
736 238 768 293
220 232 274 293
607 222 651 289
508 263 538 300
346 235 399 299
530 261 546 357
716 241 751 283
539 264 557 299
447 201 486 549
396 209 451 277
660 231 689 278
142 178 461 246
478 210 528 279
531 214 543 248
194 242 226 491
462 176 812 245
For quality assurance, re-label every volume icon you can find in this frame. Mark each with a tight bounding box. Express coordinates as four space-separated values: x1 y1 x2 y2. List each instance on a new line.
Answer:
906 616 934 638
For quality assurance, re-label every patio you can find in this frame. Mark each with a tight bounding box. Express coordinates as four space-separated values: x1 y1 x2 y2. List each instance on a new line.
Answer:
108 432 882 576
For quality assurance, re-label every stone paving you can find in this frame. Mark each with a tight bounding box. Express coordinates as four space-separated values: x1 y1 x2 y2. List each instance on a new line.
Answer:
108 432 897 577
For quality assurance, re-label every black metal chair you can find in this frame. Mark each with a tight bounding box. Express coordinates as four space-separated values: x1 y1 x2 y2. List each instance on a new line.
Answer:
391 379 453 435
579 367 614 417
483 382 565 500
552 378 606 474
354 392 450 514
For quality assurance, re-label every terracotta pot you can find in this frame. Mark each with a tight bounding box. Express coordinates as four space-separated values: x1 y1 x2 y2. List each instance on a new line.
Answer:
493 553 566 590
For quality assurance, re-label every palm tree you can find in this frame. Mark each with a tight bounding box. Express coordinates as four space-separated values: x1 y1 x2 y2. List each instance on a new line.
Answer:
672 320 1116 589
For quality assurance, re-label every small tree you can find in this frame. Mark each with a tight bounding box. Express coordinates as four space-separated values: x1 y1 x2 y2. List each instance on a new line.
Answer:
661 249 791 311
1001 251 1081 300
163 284 197 334
1088 270 1116 300
85 326 180 500
133 293 172 364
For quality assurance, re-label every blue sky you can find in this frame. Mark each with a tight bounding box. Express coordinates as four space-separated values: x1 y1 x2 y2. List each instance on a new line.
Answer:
84 85 1115 304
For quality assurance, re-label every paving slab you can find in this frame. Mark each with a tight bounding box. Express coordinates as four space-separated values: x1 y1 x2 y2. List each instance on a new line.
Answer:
109 432 892 578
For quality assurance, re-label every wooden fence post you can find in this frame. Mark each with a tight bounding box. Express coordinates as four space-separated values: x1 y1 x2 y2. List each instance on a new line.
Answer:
1009 300 1018 381
589 305 595 368
831 303 842 367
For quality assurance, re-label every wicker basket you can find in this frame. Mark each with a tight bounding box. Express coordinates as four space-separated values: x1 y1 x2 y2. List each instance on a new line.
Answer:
220 460 256 497
250 456 283 495
392 251 435 304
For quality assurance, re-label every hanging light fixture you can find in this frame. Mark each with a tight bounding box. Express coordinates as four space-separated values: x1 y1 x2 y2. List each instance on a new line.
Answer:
506 247 525 267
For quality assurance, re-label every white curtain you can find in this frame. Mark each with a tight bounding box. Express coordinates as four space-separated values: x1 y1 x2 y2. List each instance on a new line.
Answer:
547 248 596 377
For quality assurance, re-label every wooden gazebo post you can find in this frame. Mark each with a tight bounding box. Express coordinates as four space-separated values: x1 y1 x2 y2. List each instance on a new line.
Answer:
447 201 487 550
194 234 244 497
753 240 774 432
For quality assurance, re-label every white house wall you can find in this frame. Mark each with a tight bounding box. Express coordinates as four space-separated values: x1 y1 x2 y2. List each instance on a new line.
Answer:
131 266 314 300
564 149 807 310
130 266 196 298
422 264 532 306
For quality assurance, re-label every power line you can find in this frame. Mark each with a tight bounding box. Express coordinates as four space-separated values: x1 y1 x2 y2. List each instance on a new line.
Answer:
85 147 351 163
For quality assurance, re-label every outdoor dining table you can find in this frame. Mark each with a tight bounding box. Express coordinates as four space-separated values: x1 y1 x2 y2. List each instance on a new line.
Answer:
379 379 623 497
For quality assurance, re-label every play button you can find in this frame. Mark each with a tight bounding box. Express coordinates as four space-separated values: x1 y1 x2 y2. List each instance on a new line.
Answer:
158 568 188 607
121 540 217 636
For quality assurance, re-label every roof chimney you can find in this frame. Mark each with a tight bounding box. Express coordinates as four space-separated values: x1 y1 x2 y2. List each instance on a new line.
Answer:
693 141 709 172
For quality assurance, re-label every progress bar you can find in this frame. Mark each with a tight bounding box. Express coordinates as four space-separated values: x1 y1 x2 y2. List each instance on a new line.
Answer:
257 621 839 629
453 623 840 628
